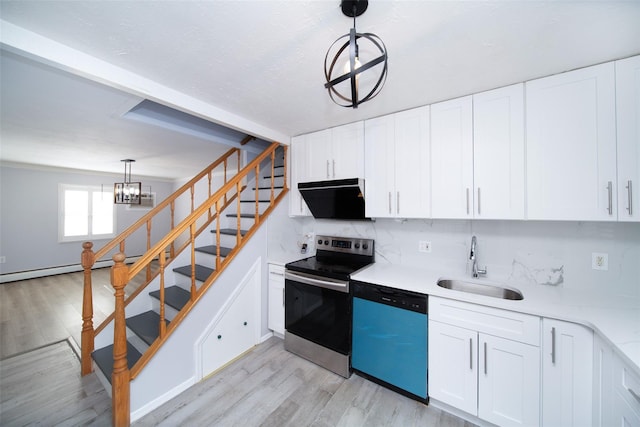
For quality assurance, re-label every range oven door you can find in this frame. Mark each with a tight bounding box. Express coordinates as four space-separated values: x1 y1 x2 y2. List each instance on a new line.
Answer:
284 270 351 356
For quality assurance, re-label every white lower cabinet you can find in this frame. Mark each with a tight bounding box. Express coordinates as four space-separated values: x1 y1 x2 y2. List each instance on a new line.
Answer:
267 264 285 336
593 333 614 427
429 297 540 427
541 319 594 427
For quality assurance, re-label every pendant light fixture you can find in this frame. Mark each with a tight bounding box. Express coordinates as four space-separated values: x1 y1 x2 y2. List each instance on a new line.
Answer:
324 0 388 108
113 159 142 204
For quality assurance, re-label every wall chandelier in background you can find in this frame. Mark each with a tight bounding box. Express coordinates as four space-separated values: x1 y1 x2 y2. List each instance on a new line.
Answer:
324 0 388 109
114 159 142 204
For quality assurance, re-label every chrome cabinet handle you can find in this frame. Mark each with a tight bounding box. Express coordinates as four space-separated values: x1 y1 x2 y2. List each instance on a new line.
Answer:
483 341 487 375
388 192 392 215
466 188 470 215
626 180 633 215
469 338 473 370
326 161 330 179
397 191 400 214
551 327 556 364
332 159 336 178
271 271 284 276
477 187 481 215
607 181 613 215
282 288 285 307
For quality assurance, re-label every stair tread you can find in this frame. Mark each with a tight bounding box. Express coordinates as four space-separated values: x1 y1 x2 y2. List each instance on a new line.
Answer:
253 186 284 190
126 310 167 346
173 264 214 282
92 342 142 384
216 228 248 236
195 245 233 257
149 286 191 311
240 199 272 203
225 213 255 218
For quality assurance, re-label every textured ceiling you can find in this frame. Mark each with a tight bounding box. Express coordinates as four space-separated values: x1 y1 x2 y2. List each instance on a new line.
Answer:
1 1 640 179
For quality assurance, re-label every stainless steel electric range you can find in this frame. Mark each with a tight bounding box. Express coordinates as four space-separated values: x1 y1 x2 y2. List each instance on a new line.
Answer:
284 235 374 378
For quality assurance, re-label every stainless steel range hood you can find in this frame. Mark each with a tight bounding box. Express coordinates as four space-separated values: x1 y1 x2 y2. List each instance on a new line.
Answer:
298 178 368 220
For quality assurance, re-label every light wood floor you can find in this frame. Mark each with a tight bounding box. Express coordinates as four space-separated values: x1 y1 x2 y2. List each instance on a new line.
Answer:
0 271 476 427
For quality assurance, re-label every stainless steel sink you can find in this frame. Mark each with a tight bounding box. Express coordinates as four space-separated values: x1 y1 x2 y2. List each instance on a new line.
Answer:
437 279 524 300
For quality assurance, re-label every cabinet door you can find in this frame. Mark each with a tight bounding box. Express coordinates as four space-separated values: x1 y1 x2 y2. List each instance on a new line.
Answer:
593 334 613 427
616 55 640 222
431 95 474 218
428 320 477 415
473 84 525 219
364 115 396 218
289 136 310 216
478 333 540 427
542 319 594 427
395 106 430 218
331 121 364 179
526 62 617 221
267 265 285 335
305 129 332 181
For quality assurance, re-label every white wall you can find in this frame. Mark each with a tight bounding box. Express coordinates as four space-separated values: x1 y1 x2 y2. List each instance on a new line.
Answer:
0 163 174 275
267 194 640 299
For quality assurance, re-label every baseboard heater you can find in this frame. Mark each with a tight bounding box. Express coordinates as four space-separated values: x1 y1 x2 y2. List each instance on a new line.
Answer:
0 255 144 283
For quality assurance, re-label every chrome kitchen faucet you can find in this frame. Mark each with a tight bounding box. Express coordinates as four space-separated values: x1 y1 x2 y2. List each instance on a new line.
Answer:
470 235 487 278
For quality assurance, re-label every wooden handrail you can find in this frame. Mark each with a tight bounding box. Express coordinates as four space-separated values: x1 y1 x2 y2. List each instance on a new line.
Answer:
81 142 288 426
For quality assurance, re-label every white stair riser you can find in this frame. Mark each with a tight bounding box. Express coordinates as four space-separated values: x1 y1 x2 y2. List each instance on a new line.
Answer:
150 298 181 322
127 328 150 355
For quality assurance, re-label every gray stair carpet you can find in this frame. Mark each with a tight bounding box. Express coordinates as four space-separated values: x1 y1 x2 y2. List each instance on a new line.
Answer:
149 285 191 311
126 310 167 346
225 213 255 219
173 264 214 282
215 228 248 236
92 342 142 384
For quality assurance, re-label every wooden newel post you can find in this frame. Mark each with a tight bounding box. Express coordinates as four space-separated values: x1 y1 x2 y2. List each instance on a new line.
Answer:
81 241 95 376
111 252 130 427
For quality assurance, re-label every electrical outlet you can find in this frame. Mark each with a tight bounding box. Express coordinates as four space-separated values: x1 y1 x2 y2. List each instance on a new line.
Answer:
592 252 608 271
418 241 432 253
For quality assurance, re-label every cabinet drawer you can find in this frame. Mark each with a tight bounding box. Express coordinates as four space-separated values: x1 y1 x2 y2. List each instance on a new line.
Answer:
269 264 285 276
613 354 640 414
430 296 540 346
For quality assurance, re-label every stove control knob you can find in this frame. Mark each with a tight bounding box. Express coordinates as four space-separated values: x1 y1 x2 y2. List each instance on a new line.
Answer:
324 240 329 245
317 239 323 245
362 243 369 250
355 243 360 249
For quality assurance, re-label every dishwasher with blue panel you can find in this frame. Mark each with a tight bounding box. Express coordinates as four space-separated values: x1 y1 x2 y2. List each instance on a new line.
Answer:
351 280 428 403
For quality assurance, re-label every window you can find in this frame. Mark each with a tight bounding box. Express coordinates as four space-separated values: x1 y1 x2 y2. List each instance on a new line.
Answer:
59 184 116 242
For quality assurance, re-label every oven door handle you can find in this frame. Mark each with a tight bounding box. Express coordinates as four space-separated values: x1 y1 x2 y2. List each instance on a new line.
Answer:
285 270 350 293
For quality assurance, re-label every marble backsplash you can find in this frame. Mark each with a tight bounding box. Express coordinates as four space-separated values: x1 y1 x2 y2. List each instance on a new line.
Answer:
267 195 640 299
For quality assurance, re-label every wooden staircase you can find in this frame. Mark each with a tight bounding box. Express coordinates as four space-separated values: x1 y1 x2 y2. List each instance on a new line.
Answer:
80 142 287 426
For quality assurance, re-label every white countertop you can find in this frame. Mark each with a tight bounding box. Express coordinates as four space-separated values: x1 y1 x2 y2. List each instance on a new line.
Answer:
351 263 640 374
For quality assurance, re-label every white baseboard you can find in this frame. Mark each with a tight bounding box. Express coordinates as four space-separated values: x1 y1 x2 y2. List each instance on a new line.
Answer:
130 376 196 423
0 256 142 283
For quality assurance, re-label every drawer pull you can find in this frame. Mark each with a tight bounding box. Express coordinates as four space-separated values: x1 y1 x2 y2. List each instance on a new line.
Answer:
469 338 473 370
483 341 487 375
607 181 613 215
551 327 556 364
629 388 640 404
627 180 633 215
466 188 470 215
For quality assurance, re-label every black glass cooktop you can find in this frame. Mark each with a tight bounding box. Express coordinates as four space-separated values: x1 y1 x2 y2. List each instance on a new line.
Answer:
285 256 372 281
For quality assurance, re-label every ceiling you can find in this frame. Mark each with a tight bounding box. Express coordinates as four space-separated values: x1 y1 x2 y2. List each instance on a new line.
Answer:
1 1 640 180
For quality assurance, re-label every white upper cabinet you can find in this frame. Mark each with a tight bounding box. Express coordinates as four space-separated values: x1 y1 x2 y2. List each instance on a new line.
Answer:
431 95 474 218
305 122 364 182
526 62 617 221
288 136 310 216
364 106 430 218
473 84 525 219
616 55 640 222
